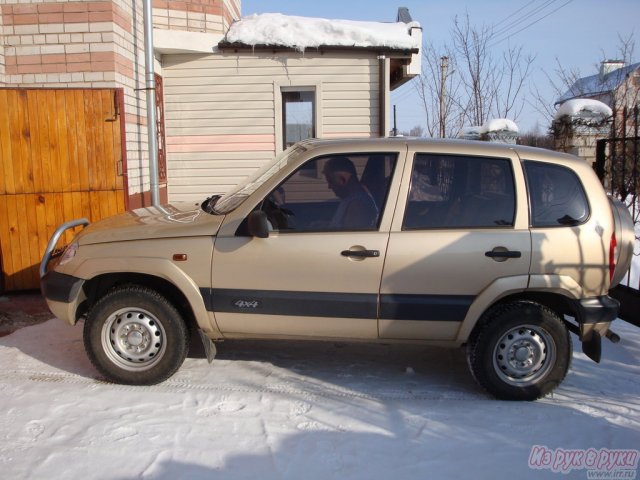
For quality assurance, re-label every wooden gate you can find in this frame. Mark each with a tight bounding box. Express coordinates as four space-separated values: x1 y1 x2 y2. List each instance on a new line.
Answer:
0 88 126 291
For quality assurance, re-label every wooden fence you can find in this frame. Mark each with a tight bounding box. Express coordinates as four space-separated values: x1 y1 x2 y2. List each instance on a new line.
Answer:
0 88 126 291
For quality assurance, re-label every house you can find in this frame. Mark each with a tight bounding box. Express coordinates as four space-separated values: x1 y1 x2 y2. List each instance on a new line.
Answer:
0 1 421 290
553 60 639 163
556 60 640 112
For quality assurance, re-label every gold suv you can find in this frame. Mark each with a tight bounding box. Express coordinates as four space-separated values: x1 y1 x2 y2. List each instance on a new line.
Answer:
41 138 635 400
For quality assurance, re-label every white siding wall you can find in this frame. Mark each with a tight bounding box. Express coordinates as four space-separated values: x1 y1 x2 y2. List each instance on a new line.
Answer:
161 51 380 202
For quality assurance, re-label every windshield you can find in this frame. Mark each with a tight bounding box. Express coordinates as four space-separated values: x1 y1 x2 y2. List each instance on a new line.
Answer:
210 143 309 215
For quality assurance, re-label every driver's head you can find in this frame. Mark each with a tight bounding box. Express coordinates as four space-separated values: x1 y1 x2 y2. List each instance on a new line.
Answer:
323 156 358 199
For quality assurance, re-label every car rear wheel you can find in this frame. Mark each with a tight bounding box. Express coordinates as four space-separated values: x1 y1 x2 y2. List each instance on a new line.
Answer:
83 285 189 385
467 301 572 400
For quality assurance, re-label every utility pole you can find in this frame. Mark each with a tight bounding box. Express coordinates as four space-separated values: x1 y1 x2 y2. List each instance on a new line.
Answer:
393 105 398 136
439 56 449 139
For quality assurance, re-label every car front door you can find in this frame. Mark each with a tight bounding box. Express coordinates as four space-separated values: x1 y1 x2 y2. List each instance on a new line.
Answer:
210 151 403 339
380 147 532 341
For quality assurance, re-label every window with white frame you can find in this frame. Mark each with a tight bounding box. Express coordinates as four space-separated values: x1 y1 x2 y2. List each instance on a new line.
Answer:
282 89 316 149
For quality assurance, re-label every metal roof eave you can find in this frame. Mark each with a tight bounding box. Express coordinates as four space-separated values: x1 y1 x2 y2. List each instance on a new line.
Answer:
217 41 419 56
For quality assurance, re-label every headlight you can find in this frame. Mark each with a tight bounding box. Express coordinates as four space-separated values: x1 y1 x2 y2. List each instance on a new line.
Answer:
59 242 79 266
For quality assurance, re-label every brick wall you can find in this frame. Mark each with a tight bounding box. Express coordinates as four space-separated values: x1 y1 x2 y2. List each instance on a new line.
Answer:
0 11 5 84
152 0 240 34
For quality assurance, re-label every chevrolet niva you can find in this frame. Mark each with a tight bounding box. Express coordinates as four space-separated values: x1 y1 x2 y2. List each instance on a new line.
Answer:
41 138 635 400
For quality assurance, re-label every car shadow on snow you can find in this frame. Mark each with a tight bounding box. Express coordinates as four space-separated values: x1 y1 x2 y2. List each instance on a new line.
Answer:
198 338 484 400
109 410 640 480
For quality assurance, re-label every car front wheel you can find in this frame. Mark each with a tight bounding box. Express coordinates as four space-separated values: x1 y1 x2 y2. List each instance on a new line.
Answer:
467 301 572 400
83 285 189 385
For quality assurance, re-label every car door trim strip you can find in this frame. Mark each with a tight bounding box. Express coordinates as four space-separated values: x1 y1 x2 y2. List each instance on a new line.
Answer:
201 288 473 322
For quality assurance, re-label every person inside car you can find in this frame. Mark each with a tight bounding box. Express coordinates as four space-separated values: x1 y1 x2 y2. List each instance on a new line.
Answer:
323 156 378 229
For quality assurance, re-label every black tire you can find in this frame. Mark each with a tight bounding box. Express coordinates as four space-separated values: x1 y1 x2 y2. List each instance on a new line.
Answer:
83 285 189 385
467 301 572 401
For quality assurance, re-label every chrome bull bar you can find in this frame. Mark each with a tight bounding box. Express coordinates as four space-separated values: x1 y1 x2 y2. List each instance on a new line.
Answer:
39 218 89 278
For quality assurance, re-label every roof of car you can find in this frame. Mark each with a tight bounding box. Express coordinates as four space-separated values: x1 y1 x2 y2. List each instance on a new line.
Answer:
296 137 579 165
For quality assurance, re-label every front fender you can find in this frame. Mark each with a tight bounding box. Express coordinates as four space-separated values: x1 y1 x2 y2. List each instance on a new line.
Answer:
73 257 217 335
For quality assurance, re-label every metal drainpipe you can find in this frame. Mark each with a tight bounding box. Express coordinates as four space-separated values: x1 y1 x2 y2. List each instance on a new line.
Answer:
143 0 160 206
378 55 388 137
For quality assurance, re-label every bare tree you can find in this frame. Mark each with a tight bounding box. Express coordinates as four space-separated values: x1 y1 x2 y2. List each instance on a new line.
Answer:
415 13 534 137
403 125 425 137
416 44 464 137
494 45 534 119
529 58 583 125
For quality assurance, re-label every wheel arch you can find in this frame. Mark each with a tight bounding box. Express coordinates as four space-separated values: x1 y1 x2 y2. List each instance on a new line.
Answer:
462 290 581 344
78 272 206 335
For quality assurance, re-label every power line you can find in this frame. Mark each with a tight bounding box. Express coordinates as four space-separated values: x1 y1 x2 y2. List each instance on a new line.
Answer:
491 0 558 40
492 0 538 28
490 0 573 47
452 1 560 58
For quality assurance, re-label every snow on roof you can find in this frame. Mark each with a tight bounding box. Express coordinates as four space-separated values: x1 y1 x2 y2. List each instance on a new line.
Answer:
554 98 613 121
480 118 519 134
556 62 640 104
223 13 421 52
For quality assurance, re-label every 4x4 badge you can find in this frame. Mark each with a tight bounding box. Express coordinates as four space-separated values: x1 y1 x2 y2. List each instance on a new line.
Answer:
233 299 260 309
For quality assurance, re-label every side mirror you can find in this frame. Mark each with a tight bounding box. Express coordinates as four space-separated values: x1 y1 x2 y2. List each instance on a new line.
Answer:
247 210 270 238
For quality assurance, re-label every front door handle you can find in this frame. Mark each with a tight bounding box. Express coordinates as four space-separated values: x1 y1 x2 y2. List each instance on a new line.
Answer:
341 249 380 258
485 249 521 260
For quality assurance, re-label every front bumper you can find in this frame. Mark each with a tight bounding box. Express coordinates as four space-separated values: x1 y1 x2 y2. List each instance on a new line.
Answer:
41 271 85 325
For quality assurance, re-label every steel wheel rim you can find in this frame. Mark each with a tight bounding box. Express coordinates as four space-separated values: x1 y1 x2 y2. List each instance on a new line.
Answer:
493 324 556 386
101 307 167 372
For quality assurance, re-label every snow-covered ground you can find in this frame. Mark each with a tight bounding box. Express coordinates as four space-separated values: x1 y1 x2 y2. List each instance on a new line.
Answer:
1 319 639 479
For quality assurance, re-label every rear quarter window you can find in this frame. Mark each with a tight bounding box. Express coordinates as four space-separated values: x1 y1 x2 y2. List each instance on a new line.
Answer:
523 160 590 227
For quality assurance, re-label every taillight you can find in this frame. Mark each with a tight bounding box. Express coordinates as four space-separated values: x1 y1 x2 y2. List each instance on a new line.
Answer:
609 232 617 282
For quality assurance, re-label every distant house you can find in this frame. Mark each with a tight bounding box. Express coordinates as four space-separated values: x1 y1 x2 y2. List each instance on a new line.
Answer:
553 60 640 164
556 60 640 127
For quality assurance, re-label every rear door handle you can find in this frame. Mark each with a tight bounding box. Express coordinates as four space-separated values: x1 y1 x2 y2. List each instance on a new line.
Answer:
341 249 380 258
485 249 521 259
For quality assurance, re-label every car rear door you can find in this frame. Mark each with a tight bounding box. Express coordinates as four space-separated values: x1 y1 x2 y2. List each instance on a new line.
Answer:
380 144 532 340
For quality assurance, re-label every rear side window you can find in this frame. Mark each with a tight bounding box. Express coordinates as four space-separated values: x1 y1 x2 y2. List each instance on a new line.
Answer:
524 161 590 227
403 154 516 229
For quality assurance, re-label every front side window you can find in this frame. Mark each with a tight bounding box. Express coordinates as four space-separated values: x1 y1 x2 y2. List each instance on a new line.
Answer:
403 154 516 229
282 89 315 149
259 153 397 232
524 161 590 227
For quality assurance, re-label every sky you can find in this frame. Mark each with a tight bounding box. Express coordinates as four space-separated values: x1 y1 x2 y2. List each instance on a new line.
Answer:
241 0 639 135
